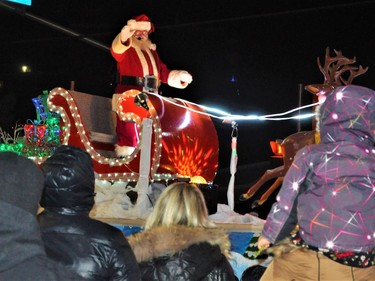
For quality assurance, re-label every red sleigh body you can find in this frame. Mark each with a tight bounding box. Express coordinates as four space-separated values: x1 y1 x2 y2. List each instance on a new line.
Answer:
47 87 219 183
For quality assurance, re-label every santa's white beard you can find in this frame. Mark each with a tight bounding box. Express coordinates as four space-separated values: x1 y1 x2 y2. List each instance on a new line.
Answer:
132 36 155 50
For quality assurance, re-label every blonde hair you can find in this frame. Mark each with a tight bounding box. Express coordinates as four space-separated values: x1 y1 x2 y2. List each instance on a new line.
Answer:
144 182 216 229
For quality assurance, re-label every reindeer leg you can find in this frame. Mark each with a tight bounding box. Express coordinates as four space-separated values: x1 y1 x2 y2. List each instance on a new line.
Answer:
239 165 285 201
252 176 284 208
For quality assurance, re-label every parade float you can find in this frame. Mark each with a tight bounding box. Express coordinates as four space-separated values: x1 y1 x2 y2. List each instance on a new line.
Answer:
0 46 369 279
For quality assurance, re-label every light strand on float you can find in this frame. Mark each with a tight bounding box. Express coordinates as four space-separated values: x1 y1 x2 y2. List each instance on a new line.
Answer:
178 97 319 121
47 88 141 182
262 102 320 118
148 93 319 122
223 112 316 121
47 88 180 182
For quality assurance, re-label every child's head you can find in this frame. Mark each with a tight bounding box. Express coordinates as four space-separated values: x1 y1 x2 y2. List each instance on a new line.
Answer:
318 85 375 145
145 182 216 229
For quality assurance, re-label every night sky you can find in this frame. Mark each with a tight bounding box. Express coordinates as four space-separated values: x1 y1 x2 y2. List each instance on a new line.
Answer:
1 0 375 170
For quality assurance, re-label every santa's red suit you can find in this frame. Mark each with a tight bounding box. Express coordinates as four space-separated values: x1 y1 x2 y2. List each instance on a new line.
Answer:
111 14 192 157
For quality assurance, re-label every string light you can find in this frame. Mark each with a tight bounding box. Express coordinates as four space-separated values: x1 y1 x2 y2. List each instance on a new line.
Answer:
47 88 177 182
149 93 319 122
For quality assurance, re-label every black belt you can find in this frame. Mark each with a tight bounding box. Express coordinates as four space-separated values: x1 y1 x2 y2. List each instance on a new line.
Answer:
120 75 160 92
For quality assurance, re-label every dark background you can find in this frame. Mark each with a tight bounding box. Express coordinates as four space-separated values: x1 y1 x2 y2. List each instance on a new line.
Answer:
1 0 375 173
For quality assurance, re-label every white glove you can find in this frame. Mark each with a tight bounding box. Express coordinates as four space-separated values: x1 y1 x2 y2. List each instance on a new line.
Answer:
120 19 151 43
180 71 193 84
120 22 135 43
168 70 193 89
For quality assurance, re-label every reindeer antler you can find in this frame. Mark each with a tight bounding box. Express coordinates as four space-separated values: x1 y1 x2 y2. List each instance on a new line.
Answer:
338 64 368 85
318 47 368 86
306 47 368 95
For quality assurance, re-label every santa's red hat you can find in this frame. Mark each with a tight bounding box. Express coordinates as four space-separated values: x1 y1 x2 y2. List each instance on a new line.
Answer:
133 14 155 33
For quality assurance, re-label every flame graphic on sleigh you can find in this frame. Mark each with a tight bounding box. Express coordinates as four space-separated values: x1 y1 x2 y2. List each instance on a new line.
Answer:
161 132 217 181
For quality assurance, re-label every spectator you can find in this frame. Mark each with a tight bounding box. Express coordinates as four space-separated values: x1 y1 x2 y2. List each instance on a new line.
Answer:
128 182 236 280
0 152 82 280
38 145 141 281
257 85 375 280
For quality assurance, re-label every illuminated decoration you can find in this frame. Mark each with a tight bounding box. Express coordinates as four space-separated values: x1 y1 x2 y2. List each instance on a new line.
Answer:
0 143 24 155
270 139 284 157
0 90 62 160
32 93 48 122
45 116 61 144
0 123 24 155
21 119 57 158
0 120 56 158
32 91 61 145
161 132 216 180
47 87 219 183
158 95 319 122
23 120 46 144
190 176 207 184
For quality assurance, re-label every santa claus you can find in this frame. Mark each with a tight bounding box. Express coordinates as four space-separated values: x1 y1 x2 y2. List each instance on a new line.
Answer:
111 14 193 157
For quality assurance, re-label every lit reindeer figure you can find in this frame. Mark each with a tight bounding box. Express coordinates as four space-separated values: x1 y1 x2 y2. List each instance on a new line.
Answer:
239 47 368 208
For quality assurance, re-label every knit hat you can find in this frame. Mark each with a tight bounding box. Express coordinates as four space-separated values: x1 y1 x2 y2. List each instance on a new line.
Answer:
0 152 44 214
133 14 155 33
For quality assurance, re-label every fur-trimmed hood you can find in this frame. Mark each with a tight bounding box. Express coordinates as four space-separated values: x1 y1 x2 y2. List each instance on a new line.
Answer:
128 225 231 263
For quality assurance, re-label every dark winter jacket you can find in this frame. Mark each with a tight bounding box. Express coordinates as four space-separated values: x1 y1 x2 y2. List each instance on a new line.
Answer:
128 225 236 281
0 201 84 281
0 152 82 281
262 85 375 252
37 145 141 281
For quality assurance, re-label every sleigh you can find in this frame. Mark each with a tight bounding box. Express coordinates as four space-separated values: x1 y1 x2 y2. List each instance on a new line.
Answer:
47 87 219 183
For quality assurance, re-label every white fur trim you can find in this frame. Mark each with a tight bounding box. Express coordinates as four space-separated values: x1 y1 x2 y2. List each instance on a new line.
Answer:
127 19 137 29
167 70 192 89
112 94 121 111
128 20 151 31
115 144 136 157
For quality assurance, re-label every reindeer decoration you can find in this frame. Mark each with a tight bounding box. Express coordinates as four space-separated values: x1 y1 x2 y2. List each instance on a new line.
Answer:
239 47 368 208
306 47 368 96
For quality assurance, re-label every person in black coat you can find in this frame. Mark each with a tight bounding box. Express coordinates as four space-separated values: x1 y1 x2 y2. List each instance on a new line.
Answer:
37 145 141 281
0 152 82 281
128 182 236 281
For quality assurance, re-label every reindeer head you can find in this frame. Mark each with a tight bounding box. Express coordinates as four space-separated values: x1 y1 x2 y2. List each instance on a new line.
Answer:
305 47 368 96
